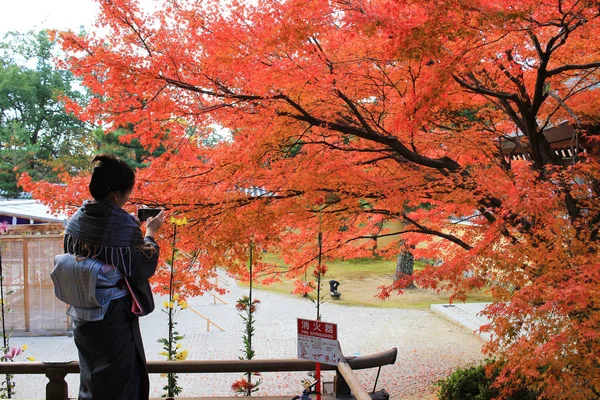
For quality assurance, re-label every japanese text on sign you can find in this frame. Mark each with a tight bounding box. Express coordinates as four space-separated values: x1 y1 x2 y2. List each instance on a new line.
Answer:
297 318 341 366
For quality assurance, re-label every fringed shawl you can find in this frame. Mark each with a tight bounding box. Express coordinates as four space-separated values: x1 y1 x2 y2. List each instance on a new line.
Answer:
65 200 153 275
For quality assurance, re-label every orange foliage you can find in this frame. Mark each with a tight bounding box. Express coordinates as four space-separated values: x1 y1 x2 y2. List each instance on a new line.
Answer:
21 1 600 397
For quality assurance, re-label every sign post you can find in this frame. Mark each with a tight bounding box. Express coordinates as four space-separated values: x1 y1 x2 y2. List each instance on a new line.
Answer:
297 318 342 399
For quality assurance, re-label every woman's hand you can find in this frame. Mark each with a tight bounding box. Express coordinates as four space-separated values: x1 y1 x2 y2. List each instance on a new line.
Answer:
145 210 165 238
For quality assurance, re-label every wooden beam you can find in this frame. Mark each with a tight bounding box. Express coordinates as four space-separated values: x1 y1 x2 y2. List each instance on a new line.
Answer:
0 234 64 240
6 223 64 235
23 240 30 332
214 275 229 286
187 305 225 332
337 361 371 400
0 348 396 374
209 292 227 305
149 397 336 400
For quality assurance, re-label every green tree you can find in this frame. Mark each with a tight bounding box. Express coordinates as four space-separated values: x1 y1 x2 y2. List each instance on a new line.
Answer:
92 127 166 170
0 30 91 197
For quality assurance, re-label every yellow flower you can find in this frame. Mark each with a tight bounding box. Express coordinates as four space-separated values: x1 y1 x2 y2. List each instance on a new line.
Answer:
175 350 189 361
159 351 169 357
173 293 180 301
21 344 28 351
160 373 168 378
163 300 174 309
27 356 36 361
176 343 182 349
178 300 187 309
169 216 188 226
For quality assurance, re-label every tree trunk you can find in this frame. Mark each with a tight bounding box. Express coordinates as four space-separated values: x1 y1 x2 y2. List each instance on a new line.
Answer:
395 251 416 289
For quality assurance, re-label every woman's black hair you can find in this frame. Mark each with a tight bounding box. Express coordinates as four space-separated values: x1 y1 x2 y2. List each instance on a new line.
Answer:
89 154 135 200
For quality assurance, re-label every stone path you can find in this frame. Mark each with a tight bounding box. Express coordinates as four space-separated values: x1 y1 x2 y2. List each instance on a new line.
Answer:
10 277 485 399
431 303 491 342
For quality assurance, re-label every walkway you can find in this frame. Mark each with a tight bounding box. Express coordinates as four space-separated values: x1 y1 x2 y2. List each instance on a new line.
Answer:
10 278 485 399
431 303 491 342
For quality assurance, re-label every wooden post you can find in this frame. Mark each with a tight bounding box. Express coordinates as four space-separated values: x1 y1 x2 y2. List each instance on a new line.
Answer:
334 369 351 398
45 367 68 400
336 362 371 400
23 239 30 332
210 292 227 305
187 305 225 332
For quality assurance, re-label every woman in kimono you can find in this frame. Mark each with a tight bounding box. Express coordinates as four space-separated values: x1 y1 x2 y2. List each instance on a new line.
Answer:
63 154 165 399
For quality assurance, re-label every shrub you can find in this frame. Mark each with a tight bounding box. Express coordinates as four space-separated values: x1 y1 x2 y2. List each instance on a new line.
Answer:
436 360 538 400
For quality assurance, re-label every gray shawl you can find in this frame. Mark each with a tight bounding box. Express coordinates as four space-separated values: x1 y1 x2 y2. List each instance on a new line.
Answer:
65 200 146 275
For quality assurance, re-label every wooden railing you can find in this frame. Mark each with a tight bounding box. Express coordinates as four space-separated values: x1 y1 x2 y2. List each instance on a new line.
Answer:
337 361 371 400
0 348 397 400
187 304 225 331
209 291 228 304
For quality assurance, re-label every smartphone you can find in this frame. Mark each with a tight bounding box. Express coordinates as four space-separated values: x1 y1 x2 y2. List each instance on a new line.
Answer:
137 208 162 222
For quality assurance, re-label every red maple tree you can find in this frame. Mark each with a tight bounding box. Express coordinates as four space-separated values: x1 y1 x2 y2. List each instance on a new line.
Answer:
21 0 600 397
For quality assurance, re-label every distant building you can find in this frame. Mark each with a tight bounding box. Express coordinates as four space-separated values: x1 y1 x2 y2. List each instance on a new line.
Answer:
0 199 67 226
501 123 596 164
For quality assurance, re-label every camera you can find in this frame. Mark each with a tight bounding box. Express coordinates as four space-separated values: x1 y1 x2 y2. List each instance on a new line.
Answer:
137 208 162 222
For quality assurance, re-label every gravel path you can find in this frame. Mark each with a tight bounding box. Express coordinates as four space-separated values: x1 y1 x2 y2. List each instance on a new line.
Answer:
10 277 484 399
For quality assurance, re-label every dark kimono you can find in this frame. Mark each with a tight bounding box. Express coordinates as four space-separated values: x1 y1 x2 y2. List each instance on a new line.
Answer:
63 200 159 400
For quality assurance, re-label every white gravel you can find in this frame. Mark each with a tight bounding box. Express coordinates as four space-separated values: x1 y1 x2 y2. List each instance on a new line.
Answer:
9 277 484 399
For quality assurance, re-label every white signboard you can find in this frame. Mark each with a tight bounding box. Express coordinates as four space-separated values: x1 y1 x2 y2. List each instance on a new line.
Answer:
297 318 342 366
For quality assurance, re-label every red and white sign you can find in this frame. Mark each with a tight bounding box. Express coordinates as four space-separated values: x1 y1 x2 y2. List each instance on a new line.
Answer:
297 318 341 366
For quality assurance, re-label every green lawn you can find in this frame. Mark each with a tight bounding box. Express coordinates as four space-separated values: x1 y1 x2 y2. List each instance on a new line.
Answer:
243 254 493 309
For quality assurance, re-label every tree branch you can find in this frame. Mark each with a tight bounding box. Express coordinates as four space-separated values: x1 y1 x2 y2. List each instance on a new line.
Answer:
364 209 472 250
277 110 460 171
547 62 600 76
452 74 520 101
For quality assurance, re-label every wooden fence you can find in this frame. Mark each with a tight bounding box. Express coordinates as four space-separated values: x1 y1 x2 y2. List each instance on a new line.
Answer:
0 224 68 336
0 348 397 400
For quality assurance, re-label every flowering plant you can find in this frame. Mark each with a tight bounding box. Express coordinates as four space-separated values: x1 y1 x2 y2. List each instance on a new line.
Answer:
157 293 188 397
0 344 32 398
231 241 263 396
232 295 262 396
157 217 189 397
235 297 260 313
232 377 261 395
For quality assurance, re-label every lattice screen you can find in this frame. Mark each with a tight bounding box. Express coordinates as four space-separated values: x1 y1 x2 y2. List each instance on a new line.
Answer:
1 225 70 335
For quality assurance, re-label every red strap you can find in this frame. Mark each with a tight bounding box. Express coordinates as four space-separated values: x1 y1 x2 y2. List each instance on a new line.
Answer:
124 278 143 316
